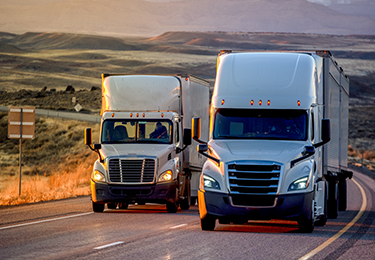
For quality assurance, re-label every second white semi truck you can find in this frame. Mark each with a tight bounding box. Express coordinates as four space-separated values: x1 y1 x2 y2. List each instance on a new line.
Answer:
85 74 209 213
194 50 352 232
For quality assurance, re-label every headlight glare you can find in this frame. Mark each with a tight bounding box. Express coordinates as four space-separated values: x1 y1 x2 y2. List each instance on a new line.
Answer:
159 170 173 182
203 174 220 190
288 176 309 191
92 170 105 183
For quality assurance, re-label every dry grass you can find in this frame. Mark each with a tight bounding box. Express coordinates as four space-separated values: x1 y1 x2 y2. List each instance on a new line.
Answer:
0 113 100 206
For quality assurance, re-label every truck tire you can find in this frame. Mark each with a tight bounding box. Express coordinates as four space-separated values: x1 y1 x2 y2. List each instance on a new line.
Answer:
201 214 216 231
107 203 117 209
298 211 314 233
315 182 327 227
166 201 178 213
119 203 128 209
298 200 314 233
180 180 191 210
92 201 105 213
327 180 338 219
338 178 347 211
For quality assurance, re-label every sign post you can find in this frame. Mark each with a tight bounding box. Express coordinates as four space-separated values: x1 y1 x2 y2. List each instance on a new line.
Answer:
8 106 35 196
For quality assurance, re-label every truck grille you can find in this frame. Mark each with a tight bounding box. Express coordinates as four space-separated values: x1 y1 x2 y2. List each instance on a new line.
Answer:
228 163 281 207
108 159 156 183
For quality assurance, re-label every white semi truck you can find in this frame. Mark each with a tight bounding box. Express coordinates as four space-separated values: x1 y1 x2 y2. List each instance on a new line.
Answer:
193 50 352 232
85 74 209 213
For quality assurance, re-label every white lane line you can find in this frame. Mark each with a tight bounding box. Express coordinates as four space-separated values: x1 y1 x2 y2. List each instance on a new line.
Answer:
170 224 188 229
299 178 367 260
94 241 124 250
0 212 94 230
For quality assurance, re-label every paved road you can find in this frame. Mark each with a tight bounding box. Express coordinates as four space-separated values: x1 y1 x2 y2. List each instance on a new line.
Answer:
0 168 374 260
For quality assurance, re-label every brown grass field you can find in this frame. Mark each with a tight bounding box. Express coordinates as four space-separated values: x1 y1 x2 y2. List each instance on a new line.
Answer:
0 31 375 206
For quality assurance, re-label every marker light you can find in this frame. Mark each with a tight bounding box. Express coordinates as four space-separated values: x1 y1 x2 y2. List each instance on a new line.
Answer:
250 100 254 106
297 100 301 106
130 113 133 117
136 113 139 117
259 100 262 106
267 100 270 106
112 113 115 117
161 113 164 117
185 77 188 81
143 113 145 117
221 99 225 105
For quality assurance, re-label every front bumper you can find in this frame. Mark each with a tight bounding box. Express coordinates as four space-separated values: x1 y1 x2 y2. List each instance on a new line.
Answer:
198 190 313 221
91 180 178 204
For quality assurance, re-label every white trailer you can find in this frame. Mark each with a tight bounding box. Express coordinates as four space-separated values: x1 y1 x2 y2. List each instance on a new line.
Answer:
85 74 209 213
193 50 352 232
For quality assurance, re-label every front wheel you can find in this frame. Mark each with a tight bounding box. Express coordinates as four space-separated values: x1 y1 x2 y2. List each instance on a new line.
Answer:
92 201 105 213
166 201 178 213
201 215 216 231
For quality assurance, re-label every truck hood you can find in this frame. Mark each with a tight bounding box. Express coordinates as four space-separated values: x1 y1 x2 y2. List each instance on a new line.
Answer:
100 143 173 159
209 140 307 164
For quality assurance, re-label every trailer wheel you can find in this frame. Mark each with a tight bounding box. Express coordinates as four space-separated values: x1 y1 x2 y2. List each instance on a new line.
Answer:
338 178 347 211
166 201 178 213
92 201 105 213
107 203 117 209
180 180 191 210
201 215 216 231
118 203 128 209
327 180 338 219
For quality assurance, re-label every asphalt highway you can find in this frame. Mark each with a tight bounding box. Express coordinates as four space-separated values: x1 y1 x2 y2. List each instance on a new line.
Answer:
0 168 374 260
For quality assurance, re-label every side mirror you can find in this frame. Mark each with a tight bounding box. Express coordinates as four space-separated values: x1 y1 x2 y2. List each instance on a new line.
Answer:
302 146 315 156
321 119 330 143
183 128 192 146
198 143 208 153
84 128 92 145
313 119 331 148
192 117 201 140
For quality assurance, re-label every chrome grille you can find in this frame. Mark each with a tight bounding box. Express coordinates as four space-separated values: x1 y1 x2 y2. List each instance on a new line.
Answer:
228 163 281 207
108 159 155 183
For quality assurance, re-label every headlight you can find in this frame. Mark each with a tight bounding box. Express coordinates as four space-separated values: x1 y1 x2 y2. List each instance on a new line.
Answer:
92 170 105 183
203 174 220 190
288 176 309 191
158 170 173 182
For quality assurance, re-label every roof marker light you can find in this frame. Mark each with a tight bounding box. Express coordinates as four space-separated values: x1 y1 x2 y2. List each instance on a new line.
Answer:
143 113 145 117
267 100 270 106
112 113 114 117
130 113 133 117
161 113 164 118
136 113 139 117
297 100 301 106
250 100 254 106
259 100 262 106
185 77 188 81
221 99 225 105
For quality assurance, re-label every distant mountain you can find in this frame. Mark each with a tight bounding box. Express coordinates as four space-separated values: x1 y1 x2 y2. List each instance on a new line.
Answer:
0 0 374 36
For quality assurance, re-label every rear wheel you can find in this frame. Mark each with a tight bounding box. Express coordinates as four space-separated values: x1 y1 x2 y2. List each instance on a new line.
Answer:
118 203 128 209
166 201 178 213
92 201 105 213
107 203 117 209
201 214 216 231
180 180 191 210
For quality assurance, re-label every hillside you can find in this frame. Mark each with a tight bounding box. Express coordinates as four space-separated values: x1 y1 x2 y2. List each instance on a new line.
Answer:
0 0 374 36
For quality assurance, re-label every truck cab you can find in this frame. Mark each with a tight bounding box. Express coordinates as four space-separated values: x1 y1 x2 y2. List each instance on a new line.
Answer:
195 51 351 232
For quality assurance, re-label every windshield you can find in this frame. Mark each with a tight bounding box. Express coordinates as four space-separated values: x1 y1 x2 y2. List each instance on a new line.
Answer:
213 109 307 141
101 119 173 144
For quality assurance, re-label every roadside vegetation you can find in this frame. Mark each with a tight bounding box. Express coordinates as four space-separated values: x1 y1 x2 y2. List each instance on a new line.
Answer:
0 112 99 206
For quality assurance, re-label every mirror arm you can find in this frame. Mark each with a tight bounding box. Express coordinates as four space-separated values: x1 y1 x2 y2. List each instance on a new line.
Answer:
193 136 206 144
86 144 104 163
176 145 188 154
